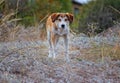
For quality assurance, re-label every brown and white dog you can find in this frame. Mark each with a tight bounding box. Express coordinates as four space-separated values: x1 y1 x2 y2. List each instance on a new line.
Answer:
46 13 73 62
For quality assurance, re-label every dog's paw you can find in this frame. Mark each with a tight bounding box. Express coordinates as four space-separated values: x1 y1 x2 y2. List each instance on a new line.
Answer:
65 56 70 63
48 53 52 58
52 53 56 59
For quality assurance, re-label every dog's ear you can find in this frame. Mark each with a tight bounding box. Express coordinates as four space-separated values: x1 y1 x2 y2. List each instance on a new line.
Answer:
66 13 73 23
51 13 60 22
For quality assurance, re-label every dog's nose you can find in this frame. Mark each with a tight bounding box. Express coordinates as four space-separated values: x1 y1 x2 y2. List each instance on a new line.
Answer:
61 24 65 29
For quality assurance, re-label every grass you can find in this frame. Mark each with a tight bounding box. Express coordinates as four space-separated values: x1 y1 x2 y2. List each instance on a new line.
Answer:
76 22 120 62
0 11 46 42
78 43 120 62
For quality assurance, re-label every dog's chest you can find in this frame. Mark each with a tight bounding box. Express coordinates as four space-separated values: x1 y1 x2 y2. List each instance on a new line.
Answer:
53 28 69 36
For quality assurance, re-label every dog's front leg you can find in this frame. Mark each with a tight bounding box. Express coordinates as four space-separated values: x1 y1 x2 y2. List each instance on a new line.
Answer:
64 35 70 62
47 31 53 58
54 35 59 56
51 33 57 59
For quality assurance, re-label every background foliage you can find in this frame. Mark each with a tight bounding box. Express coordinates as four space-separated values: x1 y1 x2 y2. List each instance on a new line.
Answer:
0 0 120 34
78 0 120 35
0 0 72 26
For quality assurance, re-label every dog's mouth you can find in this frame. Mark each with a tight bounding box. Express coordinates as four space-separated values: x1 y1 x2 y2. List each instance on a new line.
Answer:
59 27 66 31
57 28 63 32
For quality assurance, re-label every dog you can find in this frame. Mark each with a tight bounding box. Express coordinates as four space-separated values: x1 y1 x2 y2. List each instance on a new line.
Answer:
46 13 73 62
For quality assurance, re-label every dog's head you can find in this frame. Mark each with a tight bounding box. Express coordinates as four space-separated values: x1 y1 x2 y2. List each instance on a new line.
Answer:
51 13 73 30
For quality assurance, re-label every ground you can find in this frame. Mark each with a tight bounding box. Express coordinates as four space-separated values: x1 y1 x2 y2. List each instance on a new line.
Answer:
0 25 120 83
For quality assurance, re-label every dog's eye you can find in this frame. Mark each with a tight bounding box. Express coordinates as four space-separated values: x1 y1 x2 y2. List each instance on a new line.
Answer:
65 19 68 21
58 19 61 21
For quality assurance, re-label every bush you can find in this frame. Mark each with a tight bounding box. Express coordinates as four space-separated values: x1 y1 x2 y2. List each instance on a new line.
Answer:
0 0 72 26
78 0 120 35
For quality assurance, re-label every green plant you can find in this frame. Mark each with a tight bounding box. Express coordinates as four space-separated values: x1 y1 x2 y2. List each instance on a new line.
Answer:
1 0 72 26
78 0 120 34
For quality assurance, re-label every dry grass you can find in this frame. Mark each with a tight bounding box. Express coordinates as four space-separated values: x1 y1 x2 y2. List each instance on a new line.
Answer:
0 11 47 42
77 24 120 62
78 43 120 62
0 11 21 42
0 22 46 42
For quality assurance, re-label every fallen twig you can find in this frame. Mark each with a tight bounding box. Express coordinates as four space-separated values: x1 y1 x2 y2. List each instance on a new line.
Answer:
109 5 120 14
39 14 49 23
70 29 76 35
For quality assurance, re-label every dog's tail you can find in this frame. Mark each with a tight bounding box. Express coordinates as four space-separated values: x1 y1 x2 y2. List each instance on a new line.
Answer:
39 14 50 41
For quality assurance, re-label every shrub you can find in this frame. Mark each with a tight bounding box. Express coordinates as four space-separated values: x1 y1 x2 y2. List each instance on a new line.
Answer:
0 0 72 26
78 0 120 35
